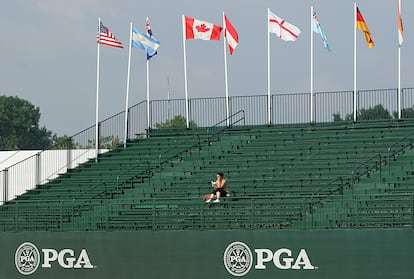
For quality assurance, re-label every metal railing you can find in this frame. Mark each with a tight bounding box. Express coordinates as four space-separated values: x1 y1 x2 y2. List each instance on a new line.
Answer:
71 86 414 149
307 147 407 215
1 87 414 204
302 193 414 229
0 149 96 203
388 130 414 161
1 193 413 232
114 111 245 194
206 109 245 145
74 114 243 203
351 154 383 184
305 130 414 219
114 135 203 191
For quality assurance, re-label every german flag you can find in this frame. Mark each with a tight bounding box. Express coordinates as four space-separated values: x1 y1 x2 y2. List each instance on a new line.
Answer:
356 6 374 48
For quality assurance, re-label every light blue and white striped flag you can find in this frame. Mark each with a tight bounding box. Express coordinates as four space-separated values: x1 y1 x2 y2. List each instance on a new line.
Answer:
312 10 330 52
132 26 160 59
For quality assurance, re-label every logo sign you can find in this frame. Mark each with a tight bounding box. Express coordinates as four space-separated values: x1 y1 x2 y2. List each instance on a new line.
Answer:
224 242 316 276
15 242 94 275
15 242 41 275
223 242 253 277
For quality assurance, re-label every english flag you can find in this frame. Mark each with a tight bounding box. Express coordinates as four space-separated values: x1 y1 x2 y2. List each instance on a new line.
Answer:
268 9 301 42
185 16 222 40
224 14 239 54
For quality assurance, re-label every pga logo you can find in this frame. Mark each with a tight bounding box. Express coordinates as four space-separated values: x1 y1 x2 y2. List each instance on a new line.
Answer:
15 242 94 275
223 241 316 277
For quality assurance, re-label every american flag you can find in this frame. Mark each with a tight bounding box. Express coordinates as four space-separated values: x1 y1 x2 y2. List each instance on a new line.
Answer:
97 21 123 48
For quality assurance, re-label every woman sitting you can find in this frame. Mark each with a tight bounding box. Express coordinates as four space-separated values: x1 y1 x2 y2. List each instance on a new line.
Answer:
206 172 228 203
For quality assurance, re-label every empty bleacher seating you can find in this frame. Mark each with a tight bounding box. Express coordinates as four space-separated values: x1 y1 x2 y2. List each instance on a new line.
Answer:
1 121 414 231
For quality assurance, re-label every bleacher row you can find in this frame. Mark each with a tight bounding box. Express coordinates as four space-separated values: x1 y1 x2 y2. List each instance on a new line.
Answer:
1 121 414 231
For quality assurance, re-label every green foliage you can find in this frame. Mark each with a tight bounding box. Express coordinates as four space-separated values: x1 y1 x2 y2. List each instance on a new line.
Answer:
356 105 392 121
155 115 197 129
333 104 393 122
393 108 414 119
333 113 343 122
86 136 122 149
0 96 54 150
51 134 79 150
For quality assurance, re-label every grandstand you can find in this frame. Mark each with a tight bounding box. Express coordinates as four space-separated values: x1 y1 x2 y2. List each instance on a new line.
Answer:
2 91 414 278
2 119 414 231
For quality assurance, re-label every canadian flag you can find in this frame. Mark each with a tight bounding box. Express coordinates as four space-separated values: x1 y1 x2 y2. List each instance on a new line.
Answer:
185 16 222 40
224 14 238 54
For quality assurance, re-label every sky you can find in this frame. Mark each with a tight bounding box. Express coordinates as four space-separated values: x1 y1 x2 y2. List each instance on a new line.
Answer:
0 0 413 136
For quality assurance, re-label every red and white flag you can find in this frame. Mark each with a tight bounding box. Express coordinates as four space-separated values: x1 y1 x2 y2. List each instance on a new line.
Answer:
185 16 222 40
268 9 301 42
224 14 239 54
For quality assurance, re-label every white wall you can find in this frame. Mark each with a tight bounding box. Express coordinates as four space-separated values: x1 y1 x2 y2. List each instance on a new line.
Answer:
0 149 108 202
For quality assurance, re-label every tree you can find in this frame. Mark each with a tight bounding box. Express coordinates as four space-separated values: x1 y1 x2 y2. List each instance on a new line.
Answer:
0 96 54 150
393 108 414 119
155 115 197 129
51 134 79 150
357 105 392 120
333 104 393 122
84 136 122 149
333 113 343 122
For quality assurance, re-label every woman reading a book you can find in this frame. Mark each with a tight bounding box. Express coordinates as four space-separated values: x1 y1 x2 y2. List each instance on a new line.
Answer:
205 172 228 203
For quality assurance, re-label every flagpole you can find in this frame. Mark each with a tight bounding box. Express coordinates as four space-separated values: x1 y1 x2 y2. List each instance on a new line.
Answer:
146 59 151 130
223 12 230 126
310 6 314 123
182 15 190 129
167 76 172 120
353 2 357 122
123 22 133 149
95 17 101 162
398 41 402 119
267 8 271 125
398 0 402 119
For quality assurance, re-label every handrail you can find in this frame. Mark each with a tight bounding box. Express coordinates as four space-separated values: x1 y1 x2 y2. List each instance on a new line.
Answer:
100 112 246 199
308 177 344 214
41 149 91 184
5 192 414 206
75 110 245 202
114 134 202 187
157 135 201 168
387 131 414 176
3 192 414 231
351 154 382 184
309 129 414 198
312 177 344 199
1 151 40 171
0 149 94 199
388 130 414 161
307 153 383 216
1 194 331 205
206 110 245 145
306 130 414 220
